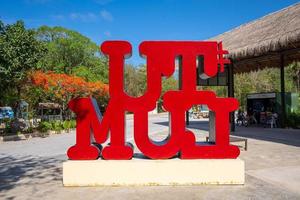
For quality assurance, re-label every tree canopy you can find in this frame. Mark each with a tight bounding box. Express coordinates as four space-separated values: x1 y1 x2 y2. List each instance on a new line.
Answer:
0 20 45 103
36 26 108 83
0 21 109 111
29 70 109 109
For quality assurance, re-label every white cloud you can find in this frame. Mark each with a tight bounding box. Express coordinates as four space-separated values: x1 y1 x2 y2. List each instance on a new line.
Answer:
50 11 114 23
51 12 99 22
104 31 111 37
50 10 114 22
100 10 113 22
69 12 98 22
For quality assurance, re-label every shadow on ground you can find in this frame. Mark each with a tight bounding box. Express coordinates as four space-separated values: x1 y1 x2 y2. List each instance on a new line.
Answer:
155 120 300 147
154 120 209 131
0 154 63 198
233 127 300 147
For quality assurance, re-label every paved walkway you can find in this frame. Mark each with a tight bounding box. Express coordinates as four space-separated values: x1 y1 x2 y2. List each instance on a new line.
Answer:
0 116 300 200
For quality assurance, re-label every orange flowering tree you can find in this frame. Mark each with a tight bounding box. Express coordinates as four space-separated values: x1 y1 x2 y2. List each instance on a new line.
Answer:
29 71 109 114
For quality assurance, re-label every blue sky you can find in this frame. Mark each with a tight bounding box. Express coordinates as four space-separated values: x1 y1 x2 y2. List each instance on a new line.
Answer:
0 0 299 65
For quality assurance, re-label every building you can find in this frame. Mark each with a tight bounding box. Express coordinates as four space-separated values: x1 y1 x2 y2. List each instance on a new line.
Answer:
209 2 300 129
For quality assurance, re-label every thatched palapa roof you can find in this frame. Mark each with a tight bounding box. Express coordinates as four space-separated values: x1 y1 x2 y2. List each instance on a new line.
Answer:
210 3 300 73
38 103 61 109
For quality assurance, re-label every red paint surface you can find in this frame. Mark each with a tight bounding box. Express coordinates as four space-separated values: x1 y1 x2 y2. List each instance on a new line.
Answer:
67 41 239 160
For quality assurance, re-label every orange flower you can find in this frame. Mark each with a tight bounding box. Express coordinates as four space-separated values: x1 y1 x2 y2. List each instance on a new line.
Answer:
30 70 109 100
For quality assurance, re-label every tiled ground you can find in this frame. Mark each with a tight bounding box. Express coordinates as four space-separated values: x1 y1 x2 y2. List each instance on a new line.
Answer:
0 116 300 200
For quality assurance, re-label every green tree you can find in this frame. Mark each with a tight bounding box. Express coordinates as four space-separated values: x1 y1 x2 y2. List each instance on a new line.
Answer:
162 76 178 94
0 20 45 104
124 64 146 96
72 61 108 83
233 65 299 109
36 26 108 83
286 62 300 93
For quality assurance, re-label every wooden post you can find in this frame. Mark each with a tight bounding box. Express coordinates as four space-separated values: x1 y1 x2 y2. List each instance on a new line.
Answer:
280 54 286 128
228 61 235 132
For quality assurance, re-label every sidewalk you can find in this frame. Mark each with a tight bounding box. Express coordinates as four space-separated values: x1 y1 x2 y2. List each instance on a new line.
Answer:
0 123 300 200
126 112 169 120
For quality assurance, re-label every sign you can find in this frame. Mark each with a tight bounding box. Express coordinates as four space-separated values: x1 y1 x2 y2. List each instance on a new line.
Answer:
67 41 240 160
247 92 276 99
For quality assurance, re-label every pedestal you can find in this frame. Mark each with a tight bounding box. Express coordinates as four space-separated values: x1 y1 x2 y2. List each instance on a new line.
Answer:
63 158 244 186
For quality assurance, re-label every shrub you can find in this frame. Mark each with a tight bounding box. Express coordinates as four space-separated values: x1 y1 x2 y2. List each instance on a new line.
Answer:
38 121 52 133
37 119 76 133
70 120 76 129
3 119 12 135
24 126 34 134
63 120 71 130
52 121 63 132
286 111 300 129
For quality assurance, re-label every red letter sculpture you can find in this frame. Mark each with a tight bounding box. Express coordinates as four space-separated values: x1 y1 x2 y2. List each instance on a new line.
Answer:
67 41 240 160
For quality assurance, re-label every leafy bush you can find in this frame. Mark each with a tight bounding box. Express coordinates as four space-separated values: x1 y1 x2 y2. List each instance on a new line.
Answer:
24 126 34 134
38 121 52 133
286 111 300 128
52 121 63 132
63 120 71 130
36 119 76 133
0 119 14 135
70 120 76 128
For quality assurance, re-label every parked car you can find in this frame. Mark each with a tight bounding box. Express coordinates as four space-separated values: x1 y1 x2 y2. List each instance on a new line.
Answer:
0 107 14 120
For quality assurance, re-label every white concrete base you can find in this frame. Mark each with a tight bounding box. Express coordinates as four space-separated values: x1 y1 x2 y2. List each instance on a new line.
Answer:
63 159 245 186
